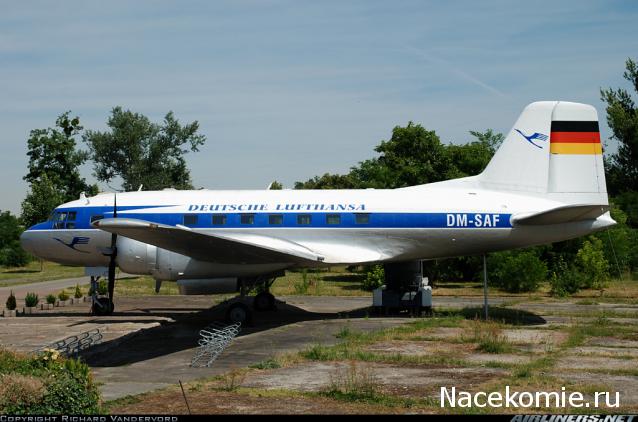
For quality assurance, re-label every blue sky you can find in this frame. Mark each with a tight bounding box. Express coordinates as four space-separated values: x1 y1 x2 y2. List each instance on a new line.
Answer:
1 0 637 214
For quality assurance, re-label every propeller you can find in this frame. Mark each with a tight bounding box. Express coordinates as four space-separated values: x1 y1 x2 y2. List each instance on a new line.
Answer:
106 193 118 313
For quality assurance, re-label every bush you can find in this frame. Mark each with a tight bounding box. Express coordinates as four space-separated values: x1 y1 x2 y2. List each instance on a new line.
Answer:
6 291 16 311
293 270 310 294
97 280 108 296
0 242 31 268
74 284 83 299
576 238 609 289
489 250 547 293
24 293 39 308
0 374 46 413
0 211 32 268
57 290 69 301
363 265 385 291
0 349 102 414
45 294 56 305
549 258 583 297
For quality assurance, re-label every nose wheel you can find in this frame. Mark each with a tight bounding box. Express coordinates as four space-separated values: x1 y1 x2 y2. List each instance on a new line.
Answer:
226 302 252 324
92 297 114 315
89 275 115 316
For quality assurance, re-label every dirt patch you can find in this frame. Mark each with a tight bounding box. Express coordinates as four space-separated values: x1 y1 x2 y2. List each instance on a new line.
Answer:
585 337 638 349
556 372 638 408
364 340 472 357
569 346 638 358
465 353 532 365
556 356 637 371
109 387 410 414
240 361 508 398
501 329 567 346
414 327 464 340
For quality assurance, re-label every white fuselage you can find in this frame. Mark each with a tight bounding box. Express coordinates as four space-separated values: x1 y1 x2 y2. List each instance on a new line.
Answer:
20 182 615 280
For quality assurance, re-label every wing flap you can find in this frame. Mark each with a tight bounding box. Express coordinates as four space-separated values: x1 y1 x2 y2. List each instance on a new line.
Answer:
93 218 324 264
512 204 609 226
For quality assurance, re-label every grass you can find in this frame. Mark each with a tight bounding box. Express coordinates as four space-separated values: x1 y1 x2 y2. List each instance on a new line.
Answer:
249 358 281 370
111 275 181 296
460 320 513 354
0 261 84 286
105 294 638 415
271 268 369 297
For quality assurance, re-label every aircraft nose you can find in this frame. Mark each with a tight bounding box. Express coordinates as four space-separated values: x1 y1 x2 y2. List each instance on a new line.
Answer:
20 229 39 256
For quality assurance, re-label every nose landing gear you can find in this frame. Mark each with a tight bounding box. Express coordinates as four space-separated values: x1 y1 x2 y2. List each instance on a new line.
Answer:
89 274 115 316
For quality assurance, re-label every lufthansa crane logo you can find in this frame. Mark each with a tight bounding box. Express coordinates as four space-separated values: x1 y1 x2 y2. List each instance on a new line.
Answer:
53 236 90 253
515 129 548 149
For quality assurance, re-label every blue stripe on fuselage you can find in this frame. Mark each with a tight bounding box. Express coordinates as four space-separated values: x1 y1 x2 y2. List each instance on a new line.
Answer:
35 206 512 230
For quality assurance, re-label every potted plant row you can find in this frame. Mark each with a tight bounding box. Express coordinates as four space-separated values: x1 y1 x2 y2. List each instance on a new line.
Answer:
23 292 39 314
4 291 17 317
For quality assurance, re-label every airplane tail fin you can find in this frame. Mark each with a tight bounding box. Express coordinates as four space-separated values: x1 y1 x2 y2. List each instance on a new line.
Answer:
478 101 608 206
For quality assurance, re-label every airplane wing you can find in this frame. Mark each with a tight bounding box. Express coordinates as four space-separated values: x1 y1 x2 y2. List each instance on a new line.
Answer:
93 218 325 265
511 204 609 226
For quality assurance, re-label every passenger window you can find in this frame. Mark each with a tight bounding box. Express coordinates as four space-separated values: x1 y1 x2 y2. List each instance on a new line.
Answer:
326 214 341 225
269 214 283 225
240 214 255 225
297 214 311 225
212 214 227 225
183 214 198 226
355 213 370 224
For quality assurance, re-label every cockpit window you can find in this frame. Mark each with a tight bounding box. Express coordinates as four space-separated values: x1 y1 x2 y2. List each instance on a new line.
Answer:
51 211 78 229
52 212 66 229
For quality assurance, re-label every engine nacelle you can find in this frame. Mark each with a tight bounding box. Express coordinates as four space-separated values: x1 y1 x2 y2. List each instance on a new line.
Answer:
176 278 239 295
116 237 157 275
116 237 287 280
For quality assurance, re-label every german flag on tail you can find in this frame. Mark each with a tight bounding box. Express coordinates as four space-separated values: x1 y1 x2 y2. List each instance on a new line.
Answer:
550 121 602 154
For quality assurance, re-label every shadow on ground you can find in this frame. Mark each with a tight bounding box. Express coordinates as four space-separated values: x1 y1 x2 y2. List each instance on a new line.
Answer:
81 299 371 367
79 296 546 368
454 306 546 325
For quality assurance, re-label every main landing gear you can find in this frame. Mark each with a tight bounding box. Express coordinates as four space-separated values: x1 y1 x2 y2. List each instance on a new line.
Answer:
225 275 278 324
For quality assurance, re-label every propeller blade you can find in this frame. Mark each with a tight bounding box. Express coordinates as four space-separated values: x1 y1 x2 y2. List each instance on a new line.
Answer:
107 192 118 312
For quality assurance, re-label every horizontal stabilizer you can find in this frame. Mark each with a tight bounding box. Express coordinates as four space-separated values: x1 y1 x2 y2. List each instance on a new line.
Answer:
511 204 609 226
93 218 324 264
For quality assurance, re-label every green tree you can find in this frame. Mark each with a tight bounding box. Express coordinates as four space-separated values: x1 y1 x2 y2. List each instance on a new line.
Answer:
0 211 31 267
295 173 359 189
20 174 65 228
576 238 609 290
23 112 95 199
447 129 504 178
600 57 638 197
269 181 283 190
21 112 97 227
488 249 547 293
351 122 453 188
83 107 206 191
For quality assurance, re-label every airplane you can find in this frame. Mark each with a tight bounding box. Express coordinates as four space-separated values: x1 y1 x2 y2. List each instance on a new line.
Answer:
20 101 615 322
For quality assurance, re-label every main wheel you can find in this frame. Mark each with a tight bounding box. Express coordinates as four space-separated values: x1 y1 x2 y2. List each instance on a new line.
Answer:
226 302 252 324
253 291 275 311
92 297 114 315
